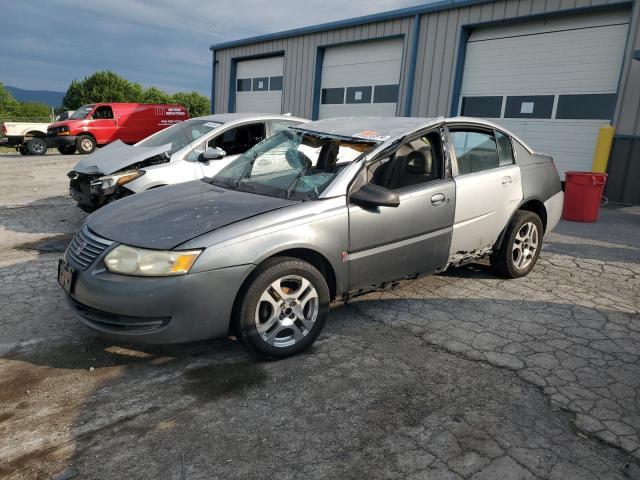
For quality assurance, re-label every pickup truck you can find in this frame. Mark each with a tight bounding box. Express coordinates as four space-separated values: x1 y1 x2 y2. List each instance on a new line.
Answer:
1 121 50 155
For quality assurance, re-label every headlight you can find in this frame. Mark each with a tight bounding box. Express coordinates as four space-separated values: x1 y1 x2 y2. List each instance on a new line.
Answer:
94 170 144 189
104 245 202 276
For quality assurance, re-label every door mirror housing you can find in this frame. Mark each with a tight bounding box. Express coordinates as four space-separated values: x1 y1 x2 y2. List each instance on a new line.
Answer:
201 147 226 161
350 183 400 208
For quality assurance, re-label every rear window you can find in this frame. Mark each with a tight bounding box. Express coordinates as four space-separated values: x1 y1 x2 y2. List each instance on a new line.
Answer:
136 119 222 154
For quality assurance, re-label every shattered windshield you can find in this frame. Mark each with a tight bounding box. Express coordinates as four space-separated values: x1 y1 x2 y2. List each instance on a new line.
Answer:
69 105 94 119
136 119 222 155
208 129 375 200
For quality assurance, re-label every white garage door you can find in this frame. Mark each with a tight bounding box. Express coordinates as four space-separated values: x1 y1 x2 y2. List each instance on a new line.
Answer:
235 56 284 114
459 10 630 175
319 38 403 119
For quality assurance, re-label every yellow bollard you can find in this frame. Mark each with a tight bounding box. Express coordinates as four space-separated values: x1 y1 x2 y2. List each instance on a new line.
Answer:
592 124 615 173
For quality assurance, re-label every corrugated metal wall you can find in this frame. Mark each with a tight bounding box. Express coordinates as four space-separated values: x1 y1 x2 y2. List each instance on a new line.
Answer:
213 0 633 120
613 1 640 136
213 17 416 117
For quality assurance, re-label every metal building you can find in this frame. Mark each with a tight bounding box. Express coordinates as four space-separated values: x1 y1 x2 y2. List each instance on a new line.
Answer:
210 0 640 204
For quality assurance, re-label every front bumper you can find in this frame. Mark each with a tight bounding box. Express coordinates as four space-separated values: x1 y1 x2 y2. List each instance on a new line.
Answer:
69 173 131 211
47 135 77 148
63 248 254 343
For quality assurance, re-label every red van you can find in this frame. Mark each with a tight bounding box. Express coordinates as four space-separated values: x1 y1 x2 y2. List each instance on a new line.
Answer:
46 103 189 154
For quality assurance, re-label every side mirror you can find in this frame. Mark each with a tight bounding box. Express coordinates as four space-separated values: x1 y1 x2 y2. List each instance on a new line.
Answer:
202 147 226 161
350 184 400 209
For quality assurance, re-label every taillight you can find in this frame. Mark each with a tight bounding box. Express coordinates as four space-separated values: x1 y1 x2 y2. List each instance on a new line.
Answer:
1 124 6 135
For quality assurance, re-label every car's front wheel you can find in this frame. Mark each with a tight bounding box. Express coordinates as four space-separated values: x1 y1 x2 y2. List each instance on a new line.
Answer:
76 134 96 154
235 257 329 359
491 210 543 278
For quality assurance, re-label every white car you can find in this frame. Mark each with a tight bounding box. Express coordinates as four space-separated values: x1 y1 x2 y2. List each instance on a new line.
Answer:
67 113 307 211
1 121 50 155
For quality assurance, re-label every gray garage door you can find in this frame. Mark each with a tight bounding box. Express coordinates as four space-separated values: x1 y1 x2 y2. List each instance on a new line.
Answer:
459 9 630 175
235 56 284 114
318 38 403 119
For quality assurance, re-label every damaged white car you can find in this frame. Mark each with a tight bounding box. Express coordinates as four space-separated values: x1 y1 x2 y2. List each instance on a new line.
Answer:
67 113 307 211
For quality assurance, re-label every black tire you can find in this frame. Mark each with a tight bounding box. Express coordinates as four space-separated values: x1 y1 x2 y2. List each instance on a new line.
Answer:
235 257 330 360
25 137 47 156
491 210 544 279
18 145 29 155
58 145 76 155
76 134 96 154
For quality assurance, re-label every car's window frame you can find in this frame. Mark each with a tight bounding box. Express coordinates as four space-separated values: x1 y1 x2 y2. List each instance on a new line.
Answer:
353 125 451 196
207 121 267 155
91 105 114 120
445 123 516 177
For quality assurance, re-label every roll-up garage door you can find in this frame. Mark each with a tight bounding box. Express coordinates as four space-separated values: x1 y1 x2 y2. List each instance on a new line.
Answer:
235 56 284 114
458 10 630 175
318 38 403 119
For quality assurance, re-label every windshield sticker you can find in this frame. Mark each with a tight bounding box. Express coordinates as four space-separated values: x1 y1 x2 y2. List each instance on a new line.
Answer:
204 122 222 128
352 131 390 142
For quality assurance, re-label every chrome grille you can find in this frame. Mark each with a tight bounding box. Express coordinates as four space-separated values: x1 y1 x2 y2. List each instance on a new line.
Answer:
66 226 113 270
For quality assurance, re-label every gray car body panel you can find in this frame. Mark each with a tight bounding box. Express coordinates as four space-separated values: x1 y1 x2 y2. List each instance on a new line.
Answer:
513 141 563 207
65 116 563 344
73 140 172 175
86 180 298 250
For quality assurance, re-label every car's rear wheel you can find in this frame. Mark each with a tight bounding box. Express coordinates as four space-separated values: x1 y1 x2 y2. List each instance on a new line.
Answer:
76 135 96 154
58 145 76 155
26 137 47 155
235 257 329 359
491 210 543 278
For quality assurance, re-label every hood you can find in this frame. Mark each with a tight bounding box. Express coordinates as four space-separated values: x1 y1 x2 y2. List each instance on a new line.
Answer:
87 181 298 249
72 140 172 175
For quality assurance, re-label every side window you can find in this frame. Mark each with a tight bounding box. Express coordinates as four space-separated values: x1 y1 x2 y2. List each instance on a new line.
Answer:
370 131 443 190
209 122 266 155
92 106 114 120
495 131 515 166
449 130 499 175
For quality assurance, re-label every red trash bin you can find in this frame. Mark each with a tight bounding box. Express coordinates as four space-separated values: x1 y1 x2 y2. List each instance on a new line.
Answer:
562 172 608 223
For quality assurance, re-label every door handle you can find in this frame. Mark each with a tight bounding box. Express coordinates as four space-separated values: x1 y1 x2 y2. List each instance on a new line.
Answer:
502 176 512 185
431 193 446 206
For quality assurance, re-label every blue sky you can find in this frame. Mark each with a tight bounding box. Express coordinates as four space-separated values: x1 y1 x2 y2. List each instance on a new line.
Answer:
0 0 427 96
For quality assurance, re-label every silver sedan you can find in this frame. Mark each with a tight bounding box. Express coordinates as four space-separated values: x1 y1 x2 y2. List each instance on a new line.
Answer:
58 116 563 359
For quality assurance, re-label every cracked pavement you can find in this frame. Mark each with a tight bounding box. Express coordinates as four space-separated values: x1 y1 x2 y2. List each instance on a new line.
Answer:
0 154 639 479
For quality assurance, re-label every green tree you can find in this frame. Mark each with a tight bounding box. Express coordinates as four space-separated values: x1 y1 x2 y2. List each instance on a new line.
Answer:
14 101 51 119
62 71 143 109
61 71 210 118
141 86 171 104
0 82 18 117
171 91 210 117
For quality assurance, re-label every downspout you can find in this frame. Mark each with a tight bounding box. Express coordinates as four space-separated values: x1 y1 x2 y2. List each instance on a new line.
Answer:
404 14 422 117
210 49 216 114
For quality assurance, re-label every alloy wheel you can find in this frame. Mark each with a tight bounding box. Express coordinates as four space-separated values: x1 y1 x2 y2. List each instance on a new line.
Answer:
512 221 538 270
31 140 45 154
255 275 319 348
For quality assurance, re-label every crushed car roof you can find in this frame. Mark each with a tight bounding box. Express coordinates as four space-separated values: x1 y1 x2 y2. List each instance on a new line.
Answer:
294 116 440 142
201 112 307 124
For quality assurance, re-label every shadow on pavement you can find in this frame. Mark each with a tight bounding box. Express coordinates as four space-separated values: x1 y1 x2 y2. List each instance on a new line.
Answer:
2 296 638 480
0 195 86 237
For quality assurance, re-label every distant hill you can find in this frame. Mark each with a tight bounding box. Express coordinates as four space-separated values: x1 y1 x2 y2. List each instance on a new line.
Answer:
5 86 65 107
